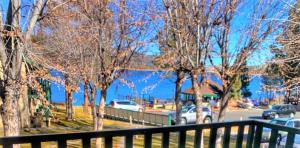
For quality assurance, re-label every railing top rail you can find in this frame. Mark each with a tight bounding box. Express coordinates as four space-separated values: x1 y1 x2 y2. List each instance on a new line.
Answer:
254 120 300 134
0 120 254 145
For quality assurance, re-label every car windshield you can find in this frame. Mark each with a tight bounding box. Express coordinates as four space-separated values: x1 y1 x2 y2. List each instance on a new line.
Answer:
182 106 193 113
272 105 281 110
270 120 287 126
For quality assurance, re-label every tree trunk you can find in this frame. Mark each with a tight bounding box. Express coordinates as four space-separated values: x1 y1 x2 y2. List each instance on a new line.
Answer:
190 70 204 148
191 70 203 124
83 79 89 113
216 91 230 147
1 79 20 137
90 86 97 130
19 62 30 128
65 75 73 120
175 70 185 124
217 93 229 122
95 84 108 148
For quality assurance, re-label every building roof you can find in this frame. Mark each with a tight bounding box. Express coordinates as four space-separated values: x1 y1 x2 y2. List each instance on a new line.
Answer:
183 80 222 96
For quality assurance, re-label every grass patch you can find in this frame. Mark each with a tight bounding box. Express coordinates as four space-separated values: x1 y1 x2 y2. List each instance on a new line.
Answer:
1 106 247 147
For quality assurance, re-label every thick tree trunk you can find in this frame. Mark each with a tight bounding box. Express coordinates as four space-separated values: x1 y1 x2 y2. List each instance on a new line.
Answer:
216 91 230 147
19 62 30 128
83 79 89 113
95 84 108 148
65 89 73 120
1 79 20 137
65 75 73 120
191 71 203 124
217 93 229 122
190 70 204 148
175 70 185 124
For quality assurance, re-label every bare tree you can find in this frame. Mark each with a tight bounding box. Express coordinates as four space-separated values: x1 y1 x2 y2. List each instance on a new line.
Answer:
37 4 93 120
160 0 219 125
206 0 283 145
0 0 47 138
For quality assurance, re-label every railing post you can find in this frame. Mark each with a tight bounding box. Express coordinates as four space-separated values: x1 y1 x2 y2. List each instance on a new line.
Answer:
179 130 186 148
253 124 263 148
268 129 278 148
194 129 202 148
32 141 41 148
223 126 231 148
105 137 113 148
57 139 67 148
236 125 245 148
144 133 152 148
209 128 217 148
162 132 170 148
285 132 295 148
125 134 133 148
3 141 13 148
246 124 255 148
82 138 91 148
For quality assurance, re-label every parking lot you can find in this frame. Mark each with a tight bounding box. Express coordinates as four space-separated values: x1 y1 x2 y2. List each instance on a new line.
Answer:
213 108 300 122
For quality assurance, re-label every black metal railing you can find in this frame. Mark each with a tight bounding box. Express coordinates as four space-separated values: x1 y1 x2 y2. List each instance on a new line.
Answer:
0 120 299 148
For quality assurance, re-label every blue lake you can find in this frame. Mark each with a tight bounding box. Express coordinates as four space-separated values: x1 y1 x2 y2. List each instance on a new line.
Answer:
50 70 269 105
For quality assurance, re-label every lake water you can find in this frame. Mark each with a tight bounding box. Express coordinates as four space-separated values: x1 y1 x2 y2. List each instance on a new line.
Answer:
50 70 269 105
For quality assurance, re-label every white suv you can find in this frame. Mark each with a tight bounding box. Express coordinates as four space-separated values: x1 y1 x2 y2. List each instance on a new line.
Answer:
170 105 213 125
109 100 143 112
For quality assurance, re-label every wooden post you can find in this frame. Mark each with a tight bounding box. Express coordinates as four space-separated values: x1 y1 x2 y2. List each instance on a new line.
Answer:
130 116 132 125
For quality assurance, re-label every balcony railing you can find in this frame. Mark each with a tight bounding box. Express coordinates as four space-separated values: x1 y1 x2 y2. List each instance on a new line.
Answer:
0 120 299 148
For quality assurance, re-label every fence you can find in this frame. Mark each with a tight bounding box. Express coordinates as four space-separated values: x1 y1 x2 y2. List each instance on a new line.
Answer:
1 120 300 148
104 107 171 126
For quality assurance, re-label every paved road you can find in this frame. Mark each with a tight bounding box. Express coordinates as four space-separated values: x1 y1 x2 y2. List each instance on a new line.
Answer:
212 109 300 122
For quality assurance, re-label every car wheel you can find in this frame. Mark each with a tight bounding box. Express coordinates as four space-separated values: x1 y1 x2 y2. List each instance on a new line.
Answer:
274 114 279 119
203 116 212 124
180 118 187 125
290 113 295 118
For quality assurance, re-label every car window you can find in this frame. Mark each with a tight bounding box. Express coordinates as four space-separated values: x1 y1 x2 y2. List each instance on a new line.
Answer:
182 106 193 113
281 106 287 110
187 107 209 113
190 108 196 113
117 101 131 105
286 121 294 127
294 121 300 128
272 105 281 110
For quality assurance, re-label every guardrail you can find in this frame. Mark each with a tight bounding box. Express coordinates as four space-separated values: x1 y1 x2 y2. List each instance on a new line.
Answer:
1 120 300 148
104 107 171 126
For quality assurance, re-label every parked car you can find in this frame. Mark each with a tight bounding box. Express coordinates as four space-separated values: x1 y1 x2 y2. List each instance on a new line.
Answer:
109 100 143 112
261 118 291 143
170 105 213 125
278 119 300 147
262 104 296 119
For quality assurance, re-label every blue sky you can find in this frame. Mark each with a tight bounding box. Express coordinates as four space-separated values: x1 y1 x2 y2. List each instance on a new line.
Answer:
0 0 295 66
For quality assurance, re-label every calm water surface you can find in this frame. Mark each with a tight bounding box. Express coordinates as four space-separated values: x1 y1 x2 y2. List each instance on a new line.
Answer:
50 70 269 105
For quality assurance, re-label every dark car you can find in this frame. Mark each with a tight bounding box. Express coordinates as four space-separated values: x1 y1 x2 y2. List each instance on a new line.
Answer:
262 104 296 119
